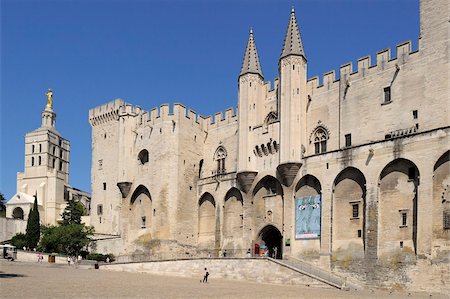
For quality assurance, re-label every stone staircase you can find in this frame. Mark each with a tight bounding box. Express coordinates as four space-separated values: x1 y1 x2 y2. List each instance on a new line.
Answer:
276 256 362 290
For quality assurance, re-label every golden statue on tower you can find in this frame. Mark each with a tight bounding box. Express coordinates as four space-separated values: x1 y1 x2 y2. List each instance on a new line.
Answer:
45 88 53 109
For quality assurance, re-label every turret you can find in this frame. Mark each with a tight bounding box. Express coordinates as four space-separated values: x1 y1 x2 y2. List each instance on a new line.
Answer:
277 7 307 186
237 29 264 193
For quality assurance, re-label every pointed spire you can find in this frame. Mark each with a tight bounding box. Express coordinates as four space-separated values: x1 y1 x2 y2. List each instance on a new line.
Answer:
239 29 263 78
280 7 306 60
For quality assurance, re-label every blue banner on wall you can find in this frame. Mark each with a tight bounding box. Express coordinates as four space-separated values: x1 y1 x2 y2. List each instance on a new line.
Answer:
295 195 321 239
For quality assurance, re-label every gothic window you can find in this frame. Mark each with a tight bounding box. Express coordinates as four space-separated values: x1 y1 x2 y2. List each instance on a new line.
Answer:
312 127 329 154
39 144 42 153
32 145 35 153
59 161 63 171
31 157 35 166
38 156 42 165
214 146 227 175
138 149 149 165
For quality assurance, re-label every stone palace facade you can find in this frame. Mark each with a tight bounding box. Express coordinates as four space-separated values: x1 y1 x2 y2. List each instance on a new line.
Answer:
89 0 449 286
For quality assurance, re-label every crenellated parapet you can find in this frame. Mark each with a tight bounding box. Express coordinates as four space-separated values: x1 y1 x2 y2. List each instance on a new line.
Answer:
89 99 123 126
307 40 418 91
90 99 239 133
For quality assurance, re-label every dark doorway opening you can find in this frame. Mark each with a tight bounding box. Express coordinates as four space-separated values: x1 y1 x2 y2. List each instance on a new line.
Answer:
258 225 282 259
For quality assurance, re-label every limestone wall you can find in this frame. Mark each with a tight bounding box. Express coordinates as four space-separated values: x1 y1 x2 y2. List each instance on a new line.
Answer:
101 258 333 288
0 217 26 242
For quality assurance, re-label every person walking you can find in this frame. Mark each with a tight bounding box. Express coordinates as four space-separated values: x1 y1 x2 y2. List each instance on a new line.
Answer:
202 268 210 283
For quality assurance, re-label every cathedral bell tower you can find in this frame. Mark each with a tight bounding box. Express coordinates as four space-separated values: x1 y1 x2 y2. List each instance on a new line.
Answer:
277 7 307 186
236 29 264 193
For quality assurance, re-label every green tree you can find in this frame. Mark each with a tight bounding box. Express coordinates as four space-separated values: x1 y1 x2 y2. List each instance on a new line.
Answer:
11 233 27 249
0 192 6 217
25 196 40 249
39 224 94 257
61 197 85 226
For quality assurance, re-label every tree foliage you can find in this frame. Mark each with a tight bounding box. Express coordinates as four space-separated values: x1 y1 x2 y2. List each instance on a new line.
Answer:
25 196 40 249
39 224 94 256
11 233 27 249
61 197 85 226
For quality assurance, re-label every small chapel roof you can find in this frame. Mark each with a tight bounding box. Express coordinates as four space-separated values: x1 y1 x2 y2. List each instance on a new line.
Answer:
6 192 40 205
280 7 306 60
239 29 264 78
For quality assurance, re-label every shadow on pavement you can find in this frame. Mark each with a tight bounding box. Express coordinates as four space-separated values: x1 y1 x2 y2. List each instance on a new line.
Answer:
0 271 27 278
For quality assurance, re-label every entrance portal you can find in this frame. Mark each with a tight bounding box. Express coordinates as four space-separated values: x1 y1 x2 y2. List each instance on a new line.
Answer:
257 225 282 259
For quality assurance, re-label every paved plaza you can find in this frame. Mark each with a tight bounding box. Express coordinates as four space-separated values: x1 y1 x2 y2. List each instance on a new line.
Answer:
0 261 446 298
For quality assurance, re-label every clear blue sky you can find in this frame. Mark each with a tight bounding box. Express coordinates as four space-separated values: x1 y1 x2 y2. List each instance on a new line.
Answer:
1 0 419 200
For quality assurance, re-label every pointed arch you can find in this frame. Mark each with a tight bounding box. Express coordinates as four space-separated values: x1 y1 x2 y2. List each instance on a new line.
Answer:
433 150 450 236
379 158 419 256
332 167 366 258
131 185 151 204
264 111 278 125
198 192 216 248
129 185 152 230
224 188 243 239
199 192 216 207
295 174 321 195
252 175 283 197
252 175 284 235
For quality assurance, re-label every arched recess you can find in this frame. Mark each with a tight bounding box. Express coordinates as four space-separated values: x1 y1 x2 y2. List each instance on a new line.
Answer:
294 175 322 252
379 158 419 257
198 192 216 248
433 150 450 242
332 167 366 259
223 188 243 239
12 207 24 220
252 176 284 235
130 185 152 231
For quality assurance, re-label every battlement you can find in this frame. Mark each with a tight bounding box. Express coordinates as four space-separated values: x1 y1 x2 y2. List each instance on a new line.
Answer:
307 40 418 91
89 99 124 126
115 101 239 132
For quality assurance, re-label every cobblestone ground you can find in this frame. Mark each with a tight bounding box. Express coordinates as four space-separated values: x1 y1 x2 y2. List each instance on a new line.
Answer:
0 261 445 299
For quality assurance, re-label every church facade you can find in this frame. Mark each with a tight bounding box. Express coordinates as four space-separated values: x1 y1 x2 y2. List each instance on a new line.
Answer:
89 0 449 283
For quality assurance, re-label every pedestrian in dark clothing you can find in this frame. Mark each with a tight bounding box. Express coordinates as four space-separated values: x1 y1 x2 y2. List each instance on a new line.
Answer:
202 267 209 283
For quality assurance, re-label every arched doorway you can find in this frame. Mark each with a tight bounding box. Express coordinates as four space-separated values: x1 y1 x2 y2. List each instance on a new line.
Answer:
12 207 24 220
257 225 282 259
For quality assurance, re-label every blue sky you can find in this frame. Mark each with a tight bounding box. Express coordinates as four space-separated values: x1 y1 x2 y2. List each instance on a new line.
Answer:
1 0 419 200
